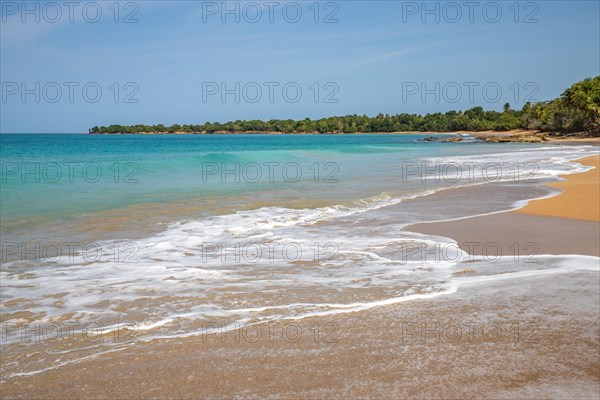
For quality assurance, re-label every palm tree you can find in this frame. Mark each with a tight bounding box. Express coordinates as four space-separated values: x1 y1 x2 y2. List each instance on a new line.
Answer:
561 76 600 134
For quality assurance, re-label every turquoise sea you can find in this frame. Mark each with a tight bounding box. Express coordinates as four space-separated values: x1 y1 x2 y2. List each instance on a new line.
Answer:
0 133 516 222
0 133 598 379
2 133 593 228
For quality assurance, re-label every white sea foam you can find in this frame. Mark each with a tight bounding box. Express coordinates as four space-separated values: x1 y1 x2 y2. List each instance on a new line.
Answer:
1 144 598 379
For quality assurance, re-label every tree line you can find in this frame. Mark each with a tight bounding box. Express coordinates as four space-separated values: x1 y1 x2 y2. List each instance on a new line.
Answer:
90 77 599 136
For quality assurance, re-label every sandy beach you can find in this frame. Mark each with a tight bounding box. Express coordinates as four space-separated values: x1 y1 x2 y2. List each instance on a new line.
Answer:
2 154 599 399
1 264 598 399
408 155 600 256
516 156 599 221
2 0 598 396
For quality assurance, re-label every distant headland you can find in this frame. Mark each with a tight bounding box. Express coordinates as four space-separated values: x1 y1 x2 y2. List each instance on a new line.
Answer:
90 77 599 139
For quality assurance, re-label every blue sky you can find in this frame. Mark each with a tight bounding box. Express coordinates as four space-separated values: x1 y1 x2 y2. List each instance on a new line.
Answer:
1 0 599 133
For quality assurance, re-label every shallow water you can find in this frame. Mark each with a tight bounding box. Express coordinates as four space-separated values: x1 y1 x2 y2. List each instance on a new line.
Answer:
0 133 598 379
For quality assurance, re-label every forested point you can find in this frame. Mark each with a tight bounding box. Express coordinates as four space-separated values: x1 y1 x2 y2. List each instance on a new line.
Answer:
90 77 599 136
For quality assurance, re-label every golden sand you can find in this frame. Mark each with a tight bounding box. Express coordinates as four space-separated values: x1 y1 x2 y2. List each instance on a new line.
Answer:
408 155 600 257
516 155 600 221
1 271 598 399
2 153 599 399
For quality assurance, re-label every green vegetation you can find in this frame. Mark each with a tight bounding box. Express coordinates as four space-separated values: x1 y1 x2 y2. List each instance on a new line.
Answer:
90 77 599 136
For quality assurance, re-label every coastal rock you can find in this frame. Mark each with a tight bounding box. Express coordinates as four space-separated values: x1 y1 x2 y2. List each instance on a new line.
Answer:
483 134 548 143
442 136 464 142
421 136 463 142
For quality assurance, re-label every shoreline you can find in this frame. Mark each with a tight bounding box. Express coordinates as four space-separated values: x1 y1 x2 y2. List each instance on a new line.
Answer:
86 129 600 142
2 148 599 398
2 262 598 398
407 155 600 256
516 156 599 221
82 129 600 146
86 130 501 135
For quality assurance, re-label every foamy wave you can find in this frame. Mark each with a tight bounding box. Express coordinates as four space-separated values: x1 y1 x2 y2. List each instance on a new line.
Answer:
2 143 598 380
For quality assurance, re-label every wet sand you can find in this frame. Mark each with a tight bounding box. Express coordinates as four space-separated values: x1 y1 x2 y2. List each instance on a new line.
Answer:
408 155 600 256
2 157 599 399
407 213 599 257
1 269 598 399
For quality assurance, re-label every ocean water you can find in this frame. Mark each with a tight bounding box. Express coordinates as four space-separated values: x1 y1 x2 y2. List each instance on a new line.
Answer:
0 133 598 379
